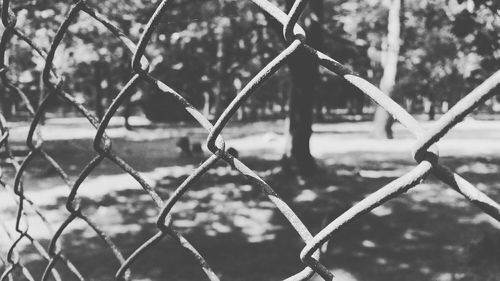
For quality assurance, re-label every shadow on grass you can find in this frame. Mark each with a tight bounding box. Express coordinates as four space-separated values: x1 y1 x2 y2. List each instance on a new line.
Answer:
9 155 500 281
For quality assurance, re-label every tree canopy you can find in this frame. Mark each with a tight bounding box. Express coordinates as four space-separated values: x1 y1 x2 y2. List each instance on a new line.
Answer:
1 0 499 121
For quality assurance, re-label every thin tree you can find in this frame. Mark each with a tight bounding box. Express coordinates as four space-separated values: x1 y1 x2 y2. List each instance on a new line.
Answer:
372 0 403 139
212 0 233 118
93 61 105 120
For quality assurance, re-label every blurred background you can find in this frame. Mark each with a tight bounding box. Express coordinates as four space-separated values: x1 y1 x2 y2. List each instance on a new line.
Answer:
1 0 500 280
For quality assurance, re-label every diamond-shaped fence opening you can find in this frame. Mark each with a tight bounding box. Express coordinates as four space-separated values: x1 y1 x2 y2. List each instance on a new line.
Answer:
0 0 499 280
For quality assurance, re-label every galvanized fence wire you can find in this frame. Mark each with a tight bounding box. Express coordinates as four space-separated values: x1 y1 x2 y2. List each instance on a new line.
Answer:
0 0 499 280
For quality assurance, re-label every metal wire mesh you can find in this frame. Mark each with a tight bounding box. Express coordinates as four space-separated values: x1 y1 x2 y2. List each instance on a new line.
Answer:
0 0 500 280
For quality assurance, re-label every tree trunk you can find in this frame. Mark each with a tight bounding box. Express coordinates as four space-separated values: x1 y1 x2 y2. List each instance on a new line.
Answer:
212 29 225 117
0 90 11 119
202 91 210 118
428 93 436 120
372 0 402 139
94 62 104 120
123 99 133 130
212 0 233 118
315 94 325 121
0 49 12 120
282 0 323 176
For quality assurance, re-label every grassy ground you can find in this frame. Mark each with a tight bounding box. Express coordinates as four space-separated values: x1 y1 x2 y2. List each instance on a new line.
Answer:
1 118 500 281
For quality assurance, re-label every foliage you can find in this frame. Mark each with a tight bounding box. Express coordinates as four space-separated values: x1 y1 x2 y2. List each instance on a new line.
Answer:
2 0 499 121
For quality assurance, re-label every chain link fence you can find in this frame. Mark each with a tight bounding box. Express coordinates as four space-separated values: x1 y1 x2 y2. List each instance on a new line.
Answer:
1 0 500 280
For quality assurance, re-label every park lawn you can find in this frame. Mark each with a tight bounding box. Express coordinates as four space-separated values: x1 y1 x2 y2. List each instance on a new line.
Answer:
1 118 500 281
